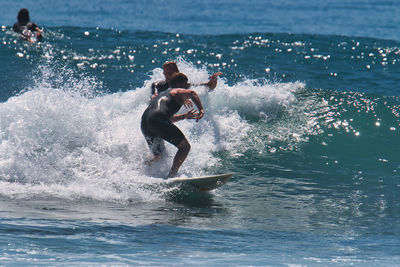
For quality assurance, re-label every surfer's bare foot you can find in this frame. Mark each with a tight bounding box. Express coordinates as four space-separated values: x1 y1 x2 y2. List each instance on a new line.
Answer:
166 171 177 179
144 154 162 166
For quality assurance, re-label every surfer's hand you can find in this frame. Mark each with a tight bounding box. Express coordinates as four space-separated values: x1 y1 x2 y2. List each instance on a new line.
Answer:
36 27 43 37
183 109 198 120
195 109 204 121
183 99 194 109
206 72 222 90
151 93 158 100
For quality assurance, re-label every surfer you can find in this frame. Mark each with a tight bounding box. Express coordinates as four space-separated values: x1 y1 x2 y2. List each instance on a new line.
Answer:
13 8 43 43
141 72 205 178
151 61 222 100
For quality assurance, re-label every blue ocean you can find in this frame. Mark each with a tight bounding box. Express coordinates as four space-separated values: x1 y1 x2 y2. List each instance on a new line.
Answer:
1 0 400 265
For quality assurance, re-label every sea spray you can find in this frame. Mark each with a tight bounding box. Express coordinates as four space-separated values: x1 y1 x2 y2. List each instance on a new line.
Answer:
0 58 303 202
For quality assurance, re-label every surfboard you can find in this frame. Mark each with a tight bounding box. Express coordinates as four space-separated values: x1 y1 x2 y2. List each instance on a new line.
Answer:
166 173 233 191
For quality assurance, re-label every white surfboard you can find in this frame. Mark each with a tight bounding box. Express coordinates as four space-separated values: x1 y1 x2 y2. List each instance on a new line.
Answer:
166 173 233 191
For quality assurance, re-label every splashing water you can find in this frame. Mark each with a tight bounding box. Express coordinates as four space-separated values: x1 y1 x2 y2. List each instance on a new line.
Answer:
0 58 306 202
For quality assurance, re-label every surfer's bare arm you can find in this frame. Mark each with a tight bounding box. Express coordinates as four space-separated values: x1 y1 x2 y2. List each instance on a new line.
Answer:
29 22 43 39
26 34 34 43
183 99 194 109
188 90 204 120
191 72 222 90
171 109 197 122
171 89 204 120
36 26 43 38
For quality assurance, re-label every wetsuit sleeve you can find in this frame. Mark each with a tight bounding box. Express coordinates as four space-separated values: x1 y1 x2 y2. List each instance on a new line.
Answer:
151 82 157 95
151 81 169 95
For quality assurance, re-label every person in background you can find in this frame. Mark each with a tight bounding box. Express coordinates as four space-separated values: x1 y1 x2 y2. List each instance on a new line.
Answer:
151 61 222 100
13 8 43 43
141 73 205 178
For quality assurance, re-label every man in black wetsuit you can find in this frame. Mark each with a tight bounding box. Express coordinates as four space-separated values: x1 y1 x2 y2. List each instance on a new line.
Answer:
13 8 43 43
141 73 205 178
151 61 222 100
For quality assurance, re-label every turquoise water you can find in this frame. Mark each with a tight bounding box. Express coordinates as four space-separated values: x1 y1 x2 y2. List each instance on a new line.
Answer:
1 1 400 266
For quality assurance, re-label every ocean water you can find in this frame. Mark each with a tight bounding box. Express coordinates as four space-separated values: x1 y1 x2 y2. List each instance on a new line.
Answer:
1 0 400 266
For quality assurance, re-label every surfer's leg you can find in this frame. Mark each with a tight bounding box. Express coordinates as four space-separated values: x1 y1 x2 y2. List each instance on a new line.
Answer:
167 138 190 178
154 120 188 177
144 136 165 165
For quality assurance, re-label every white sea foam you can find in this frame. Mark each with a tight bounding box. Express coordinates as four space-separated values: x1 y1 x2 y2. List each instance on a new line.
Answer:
0 60 303 202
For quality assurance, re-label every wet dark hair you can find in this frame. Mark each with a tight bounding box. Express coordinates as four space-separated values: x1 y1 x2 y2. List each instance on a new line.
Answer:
162 61 179 73
17 8 30 25
170 73 188 88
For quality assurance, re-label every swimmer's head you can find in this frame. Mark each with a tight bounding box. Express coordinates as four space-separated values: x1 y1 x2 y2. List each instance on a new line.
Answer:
162 62 179 81
17 8 30 25
170 72 189 89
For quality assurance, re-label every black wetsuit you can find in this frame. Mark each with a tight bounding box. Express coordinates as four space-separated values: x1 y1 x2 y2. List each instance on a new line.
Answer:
141 89 184 155
13 22 42 41
151 80 192 97
151 80 170 96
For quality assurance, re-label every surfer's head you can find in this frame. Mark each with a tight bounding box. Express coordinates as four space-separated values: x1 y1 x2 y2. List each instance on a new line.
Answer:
170 72 189 89
17 8 30 25
162 62 179 82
